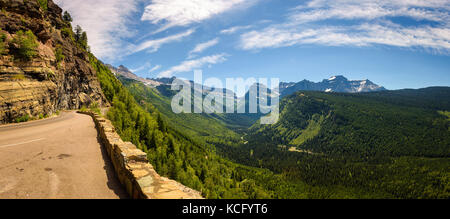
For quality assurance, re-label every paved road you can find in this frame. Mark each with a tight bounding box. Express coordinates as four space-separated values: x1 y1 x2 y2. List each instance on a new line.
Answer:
0 111 128 199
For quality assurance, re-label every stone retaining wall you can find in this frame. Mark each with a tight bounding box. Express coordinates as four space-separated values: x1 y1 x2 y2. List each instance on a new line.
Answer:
79 111 203 199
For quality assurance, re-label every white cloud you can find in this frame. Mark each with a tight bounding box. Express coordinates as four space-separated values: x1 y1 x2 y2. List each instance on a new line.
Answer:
290 0 450 24
239 0 450 54
141 0 250 33
149 65 162 72
130 62 152 73
220 25 253 34
131 29 195 54
54 0 140 61
131 62 162 74
240 27 327 50
240 24 450 53
188 38 219 58
158 54 228 78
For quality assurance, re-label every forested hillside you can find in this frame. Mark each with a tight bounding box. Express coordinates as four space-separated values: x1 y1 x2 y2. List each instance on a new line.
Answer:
116 77 381 198
89 55 295 199
119 77 242 146
251 89 450 157
221 89 450 198
113 72 449 199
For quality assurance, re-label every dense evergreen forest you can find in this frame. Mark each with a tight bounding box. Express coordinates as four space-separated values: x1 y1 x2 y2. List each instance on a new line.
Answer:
118 77 449 198
224 89 450 198
119 77 243 146
89 56 296 199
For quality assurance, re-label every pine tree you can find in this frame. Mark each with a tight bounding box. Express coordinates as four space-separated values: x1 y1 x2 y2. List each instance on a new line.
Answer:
79 31 88 49
157 113 166 132
63 11 73 23
74 25 82 41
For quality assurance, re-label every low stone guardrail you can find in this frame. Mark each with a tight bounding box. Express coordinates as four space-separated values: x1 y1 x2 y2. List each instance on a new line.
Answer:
78 111 203 199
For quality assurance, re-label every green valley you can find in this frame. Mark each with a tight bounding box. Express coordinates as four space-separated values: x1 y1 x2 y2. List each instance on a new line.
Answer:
111 72 450 199
119 77 243 146
220 88 450 198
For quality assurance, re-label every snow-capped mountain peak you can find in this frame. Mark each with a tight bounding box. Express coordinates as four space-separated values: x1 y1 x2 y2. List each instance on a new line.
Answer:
279 75 386 97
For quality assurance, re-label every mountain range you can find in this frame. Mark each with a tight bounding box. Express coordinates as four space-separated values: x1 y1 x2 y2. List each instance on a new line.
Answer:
106 64 161 87
107 65 386 97
116 67 450 199
106 64 389 128
279 75 386 97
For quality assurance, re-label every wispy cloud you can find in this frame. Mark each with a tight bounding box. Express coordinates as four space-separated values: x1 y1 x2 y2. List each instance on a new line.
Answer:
290 0 450 24
220 25 253 34
241 23 450 52
149 65 162 72
131 29 195 54
240 0 450 54
188 38 220 58
141 0 250 33
54 0 140 61
130 62 162 75
130 62 152 73
158 53 228 78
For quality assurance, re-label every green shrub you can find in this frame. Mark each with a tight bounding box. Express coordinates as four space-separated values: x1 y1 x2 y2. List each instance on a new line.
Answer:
37 113 49 119
20 17 27 25
0 31 6 55
55 47 64 66
60 27 74 42
12 74 26 80
80 106 88 112
12 30 39 61
89 102 101 115
0 41 5 55
37 0 48 11
0 32 6 42
15 114 30 123
1 8 8 17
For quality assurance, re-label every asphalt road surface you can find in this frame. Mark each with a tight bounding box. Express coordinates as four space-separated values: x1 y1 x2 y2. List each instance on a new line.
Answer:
0 111 128 199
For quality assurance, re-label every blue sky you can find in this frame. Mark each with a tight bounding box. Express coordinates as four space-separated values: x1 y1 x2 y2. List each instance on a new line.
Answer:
55 0 450 90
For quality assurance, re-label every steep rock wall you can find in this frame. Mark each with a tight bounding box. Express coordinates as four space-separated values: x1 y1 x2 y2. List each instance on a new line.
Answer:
0 0 107 123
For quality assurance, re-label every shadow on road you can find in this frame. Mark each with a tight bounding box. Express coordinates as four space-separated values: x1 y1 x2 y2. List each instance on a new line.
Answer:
97 135 129 199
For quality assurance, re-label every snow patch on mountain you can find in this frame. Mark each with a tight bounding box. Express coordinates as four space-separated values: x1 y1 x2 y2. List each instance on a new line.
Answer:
279 75 386 97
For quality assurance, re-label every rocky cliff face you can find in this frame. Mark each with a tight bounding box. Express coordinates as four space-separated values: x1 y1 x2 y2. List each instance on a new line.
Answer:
107 64 161 87
0 0 107 123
